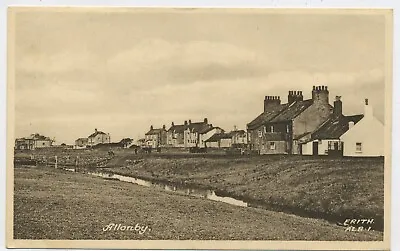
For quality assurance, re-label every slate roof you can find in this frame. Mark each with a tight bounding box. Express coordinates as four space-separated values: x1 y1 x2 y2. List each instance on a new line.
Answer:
205 133 232 142
311 114 364 140
88 130 107 138
75 138 88 142
269 99 315 123
294 131 311 140
247 104 288 130
228 130 246 137
167 124 186 133
145 128 165 135
186 122 212 133
199 126 223 134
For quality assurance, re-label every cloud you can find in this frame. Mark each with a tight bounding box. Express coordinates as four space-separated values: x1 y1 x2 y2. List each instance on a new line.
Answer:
13 35 385 144
16 50 99 75
105 39 267 91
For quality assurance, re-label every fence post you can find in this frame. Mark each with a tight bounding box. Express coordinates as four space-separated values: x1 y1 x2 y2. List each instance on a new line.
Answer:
55 156 58 169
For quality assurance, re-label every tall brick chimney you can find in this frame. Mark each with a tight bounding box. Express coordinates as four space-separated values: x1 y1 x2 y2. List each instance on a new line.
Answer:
204 118 208 124
288 90 304 104
312 85 329 104
150 125 153 130
264 96 281 112
333 96 342 117
171 122 174 126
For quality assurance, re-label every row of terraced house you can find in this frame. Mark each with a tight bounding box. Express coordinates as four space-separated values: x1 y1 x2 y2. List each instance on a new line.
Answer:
143 118 247 150
143 86 385 157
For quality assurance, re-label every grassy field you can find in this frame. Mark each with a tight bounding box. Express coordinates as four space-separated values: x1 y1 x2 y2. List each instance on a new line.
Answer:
101 154 384 231
14 166 382 240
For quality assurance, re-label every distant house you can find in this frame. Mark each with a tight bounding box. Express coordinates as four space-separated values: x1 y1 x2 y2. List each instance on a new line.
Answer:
198 126 224 148
87 129 110 146
247 86 333 154
298 96 364 156
205 133 232 148
137 138 146 147
15 133 53 150
75 138 88 148
229 127 248 148
167 122 186 147
184 118 213 148
145 125 167 148
340 99 384 157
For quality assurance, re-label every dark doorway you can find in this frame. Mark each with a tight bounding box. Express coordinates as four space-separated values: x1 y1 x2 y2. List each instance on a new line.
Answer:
328 141 344 157
312 142 319 156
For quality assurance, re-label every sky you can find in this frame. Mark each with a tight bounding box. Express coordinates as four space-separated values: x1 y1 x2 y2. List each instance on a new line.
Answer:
13 9 387 144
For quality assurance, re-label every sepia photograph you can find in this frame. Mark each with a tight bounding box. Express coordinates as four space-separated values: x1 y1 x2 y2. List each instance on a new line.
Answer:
6 7 393 250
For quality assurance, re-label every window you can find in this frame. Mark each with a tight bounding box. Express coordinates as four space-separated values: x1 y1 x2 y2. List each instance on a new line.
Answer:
270 142 276 150
270 126 274 133
356 142 362 152
329 141 343 151
42 142 45 146
258 130 262 138
286 125 290 133
328 141 334 150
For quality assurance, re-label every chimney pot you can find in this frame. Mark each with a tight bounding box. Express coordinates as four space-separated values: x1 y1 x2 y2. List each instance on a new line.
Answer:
365 98 369 105
333 96 343 117
313 86 316 90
